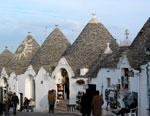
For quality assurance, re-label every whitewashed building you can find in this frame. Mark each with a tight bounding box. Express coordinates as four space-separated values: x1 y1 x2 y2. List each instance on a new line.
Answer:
0 15 150 115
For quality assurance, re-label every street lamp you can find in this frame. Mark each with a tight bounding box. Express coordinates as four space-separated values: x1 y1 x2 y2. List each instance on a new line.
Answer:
5 83 9 116
145 46 150 115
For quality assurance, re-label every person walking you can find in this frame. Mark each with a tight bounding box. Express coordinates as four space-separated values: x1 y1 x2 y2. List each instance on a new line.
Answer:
11 92 19 115
48 90 56 113
91 91 104 116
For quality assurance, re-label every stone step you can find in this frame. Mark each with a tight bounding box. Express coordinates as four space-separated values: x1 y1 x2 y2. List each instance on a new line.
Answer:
55 106 67 111
55 100 69 113
57 100 69 104
56 104 67 108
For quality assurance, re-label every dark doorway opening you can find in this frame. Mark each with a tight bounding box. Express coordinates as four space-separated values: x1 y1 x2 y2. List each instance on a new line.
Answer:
88 84 96 96
61 68 70 100
0 87 3 103
20 93 23 108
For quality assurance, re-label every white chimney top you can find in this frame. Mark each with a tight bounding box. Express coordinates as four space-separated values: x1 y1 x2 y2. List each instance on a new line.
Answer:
55 25 59 28
89 13 100 23
92 13 96 18
5 46 8 49
28 32 31 36
104 43 113 54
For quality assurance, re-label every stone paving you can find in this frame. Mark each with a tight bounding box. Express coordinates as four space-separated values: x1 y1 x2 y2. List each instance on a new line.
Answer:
5 108 115 116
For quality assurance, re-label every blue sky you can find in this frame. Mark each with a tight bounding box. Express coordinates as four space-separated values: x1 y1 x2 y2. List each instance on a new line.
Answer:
0 0 150 53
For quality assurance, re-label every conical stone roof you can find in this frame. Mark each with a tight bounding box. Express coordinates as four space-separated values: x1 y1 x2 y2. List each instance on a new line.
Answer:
63 14 119 76
127 18 150 70
0 47 14 75
30 26 70 73
86 46 129 78
9 32 40 75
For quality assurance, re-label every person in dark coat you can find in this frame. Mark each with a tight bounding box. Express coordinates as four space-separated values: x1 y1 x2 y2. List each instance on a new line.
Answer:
0 101 3 116
20 97 30 112
91 91 104 116
80 89 93 116
11 92 19 115
113 98 137 116
80 92 86 116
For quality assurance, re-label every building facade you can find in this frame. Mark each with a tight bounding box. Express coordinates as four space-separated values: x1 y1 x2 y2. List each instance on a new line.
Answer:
0 15 150 115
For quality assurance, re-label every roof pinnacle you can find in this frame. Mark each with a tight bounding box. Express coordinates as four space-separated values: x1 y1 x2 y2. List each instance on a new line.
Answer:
92 13 96 18
89 13 100 23
104 43 112 54
28 32 31 36
125 29 129 39
5 46 8 49
55 25 59 28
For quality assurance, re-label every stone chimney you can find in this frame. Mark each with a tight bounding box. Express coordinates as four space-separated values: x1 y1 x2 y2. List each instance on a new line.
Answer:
55 24 59 28
89 13 100 23
28 32 31 36
104 43 112 54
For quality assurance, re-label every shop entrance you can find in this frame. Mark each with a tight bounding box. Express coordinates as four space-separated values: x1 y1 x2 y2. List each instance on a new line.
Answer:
57 68 70 100
0 77 8 103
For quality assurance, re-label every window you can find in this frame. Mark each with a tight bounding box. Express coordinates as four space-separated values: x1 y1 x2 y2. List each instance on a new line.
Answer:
107 78 111 87
41 81 43 84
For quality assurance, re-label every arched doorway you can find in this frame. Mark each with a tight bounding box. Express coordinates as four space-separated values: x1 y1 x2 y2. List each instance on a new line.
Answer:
0 77 8 103
25 75 35 100
56 68 70 100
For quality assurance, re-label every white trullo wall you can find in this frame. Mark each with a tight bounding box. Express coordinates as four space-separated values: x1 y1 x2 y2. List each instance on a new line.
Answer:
90 54 138 108
138 63 150 116
35 67 54 112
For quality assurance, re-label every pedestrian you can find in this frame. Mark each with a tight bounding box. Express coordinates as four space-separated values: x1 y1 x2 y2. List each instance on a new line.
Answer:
11 92 19 115
112 98 137 116
91 91 104 116
0 101 3 116
28 98 35 112
48 90 56 113
80 92 86 116
20 97 30 112
81 89 93 116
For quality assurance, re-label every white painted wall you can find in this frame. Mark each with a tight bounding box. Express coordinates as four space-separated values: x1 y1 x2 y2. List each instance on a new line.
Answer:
138 63 150 116
0 54 147 115
91 54 139 108
35 67 54 112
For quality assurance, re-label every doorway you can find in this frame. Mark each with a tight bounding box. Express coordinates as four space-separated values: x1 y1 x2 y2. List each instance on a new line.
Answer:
25 75 36 100
88 84 96 98
57 68 70 100
20 93 23 108
0 87 3 103
0 77 8 103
